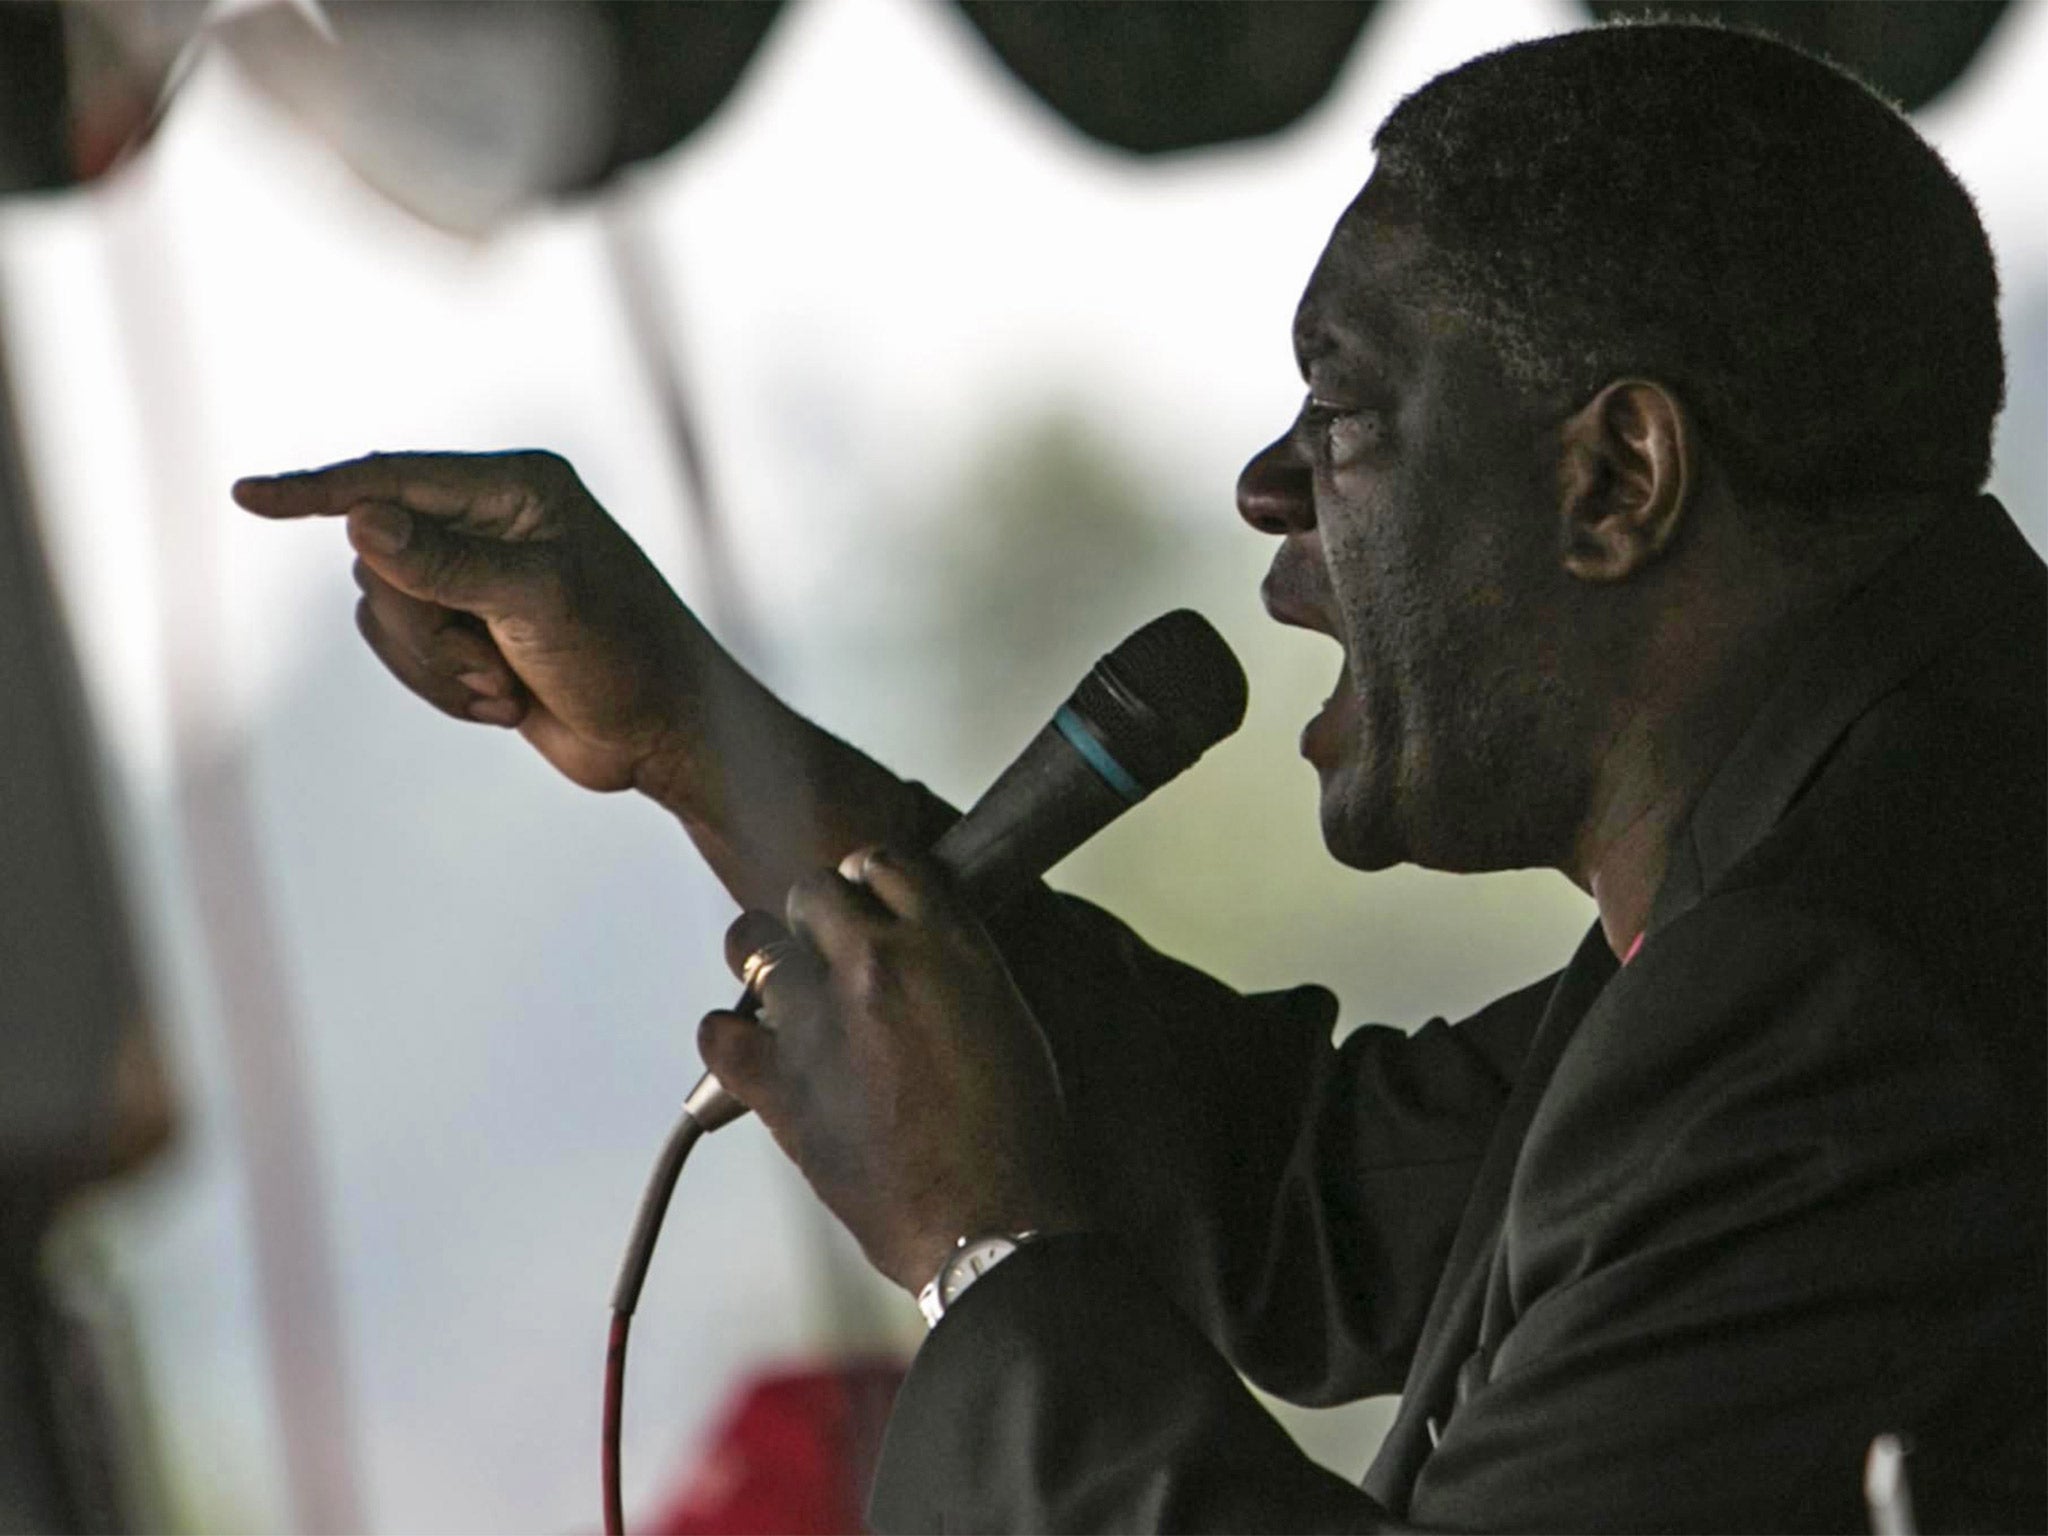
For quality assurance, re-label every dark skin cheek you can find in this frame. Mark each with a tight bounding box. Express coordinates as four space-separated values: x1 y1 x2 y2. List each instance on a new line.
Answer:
1318 463 1450 692
1315 420 1583 870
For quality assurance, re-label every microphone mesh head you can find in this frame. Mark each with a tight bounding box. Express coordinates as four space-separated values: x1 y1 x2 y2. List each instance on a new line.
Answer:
1069 610 1248 792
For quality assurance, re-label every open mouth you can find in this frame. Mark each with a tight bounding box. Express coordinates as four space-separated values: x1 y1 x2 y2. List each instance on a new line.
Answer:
1301 658 1356 767
1260 551 1355 768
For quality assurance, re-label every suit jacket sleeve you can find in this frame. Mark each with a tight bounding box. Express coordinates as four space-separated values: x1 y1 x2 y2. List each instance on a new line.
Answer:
869 1231 1412 1534
865 885 1558 1534
981 883 1553 1404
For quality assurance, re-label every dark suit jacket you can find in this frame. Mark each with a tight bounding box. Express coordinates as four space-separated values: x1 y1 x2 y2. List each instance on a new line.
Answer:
869 496 2046 1533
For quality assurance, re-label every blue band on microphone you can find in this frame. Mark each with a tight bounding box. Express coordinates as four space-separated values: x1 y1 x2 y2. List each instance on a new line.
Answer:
1054 704 1144 804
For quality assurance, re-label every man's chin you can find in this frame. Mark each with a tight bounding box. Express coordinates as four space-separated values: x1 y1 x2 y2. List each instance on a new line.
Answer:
1322 772 1578 878
1317 783 1406 872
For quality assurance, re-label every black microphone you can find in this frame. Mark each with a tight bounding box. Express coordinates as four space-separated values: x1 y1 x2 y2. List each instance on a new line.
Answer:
932 606 1249 909
678 608 1247 1135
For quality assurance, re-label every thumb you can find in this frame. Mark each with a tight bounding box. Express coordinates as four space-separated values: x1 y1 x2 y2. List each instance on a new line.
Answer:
698 1009 782 1114
346 502 553 617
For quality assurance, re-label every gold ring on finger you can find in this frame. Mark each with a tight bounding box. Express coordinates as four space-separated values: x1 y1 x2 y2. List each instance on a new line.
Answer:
741 939 800 997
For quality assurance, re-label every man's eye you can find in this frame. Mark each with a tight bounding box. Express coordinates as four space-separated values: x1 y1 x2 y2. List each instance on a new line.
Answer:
1299 395 1384 459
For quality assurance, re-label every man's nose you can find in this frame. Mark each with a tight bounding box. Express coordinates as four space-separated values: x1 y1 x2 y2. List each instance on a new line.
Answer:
1235 434 1314 535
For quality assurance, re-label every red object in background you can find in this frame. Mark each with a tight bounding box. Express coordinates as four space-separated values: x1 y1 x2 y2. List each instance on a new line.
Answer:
650 1360 908 1536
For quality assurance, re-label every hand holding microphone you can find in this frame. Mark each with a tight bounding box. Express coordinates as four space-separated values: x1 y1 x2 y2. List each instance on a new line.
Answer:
704 847 1089 1292
601 609 1244 1533
696 610 1248 1291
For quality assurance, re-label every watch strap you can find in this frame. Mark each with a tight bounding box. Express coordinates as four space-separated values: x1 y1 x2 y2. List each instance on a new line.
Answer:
917 1230 1038 1329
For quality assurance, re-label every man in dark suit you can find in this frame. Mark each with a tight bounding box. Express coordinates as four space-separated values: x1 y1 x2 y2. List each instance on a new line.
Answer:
238 23 2044 1532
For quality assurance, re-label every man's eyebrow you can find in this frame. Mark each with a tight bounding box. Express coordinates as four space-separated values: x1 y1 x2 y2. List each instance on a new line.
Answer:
1294 311 1406 386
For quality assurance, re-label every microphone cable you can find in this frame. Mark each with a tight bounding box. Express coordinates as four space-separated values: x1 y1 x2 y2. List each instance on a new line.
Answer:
602 1038 750 1535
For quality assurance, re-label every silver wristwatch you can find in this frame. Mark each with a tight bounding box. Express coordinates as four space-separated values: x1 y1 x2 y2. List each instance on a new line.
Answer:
917 1231 1037 1329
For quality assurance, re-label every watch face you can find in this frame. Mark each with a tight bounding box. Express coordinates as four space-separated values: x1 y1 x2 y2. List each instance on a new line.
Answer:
939 1234 1020 1306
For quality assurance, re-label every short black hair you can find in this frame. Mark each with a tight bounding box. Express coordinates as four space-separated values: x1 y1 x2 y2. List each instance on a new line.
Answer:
1371 22 2004 514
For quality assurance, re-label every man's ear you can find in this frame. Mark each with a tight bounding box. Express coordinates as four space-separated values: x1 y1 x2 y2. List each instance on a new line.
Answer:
1555 379 1694 582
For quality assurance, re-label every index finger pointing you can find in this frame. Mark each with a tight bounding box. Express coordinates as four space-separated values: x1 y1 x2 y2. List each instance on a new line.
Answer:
232 449 573 535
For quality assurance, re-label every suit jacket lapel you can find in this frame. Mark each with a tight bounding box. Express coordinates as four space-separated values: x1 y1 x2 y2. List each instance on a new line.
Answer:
1363 925 1619 1513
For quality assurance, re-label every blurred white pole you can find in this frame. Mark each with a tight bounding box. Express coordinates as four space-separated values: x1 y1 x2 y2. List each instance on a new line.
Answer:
599 189 763 663
598 186 914 1361
96 152 364 1536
